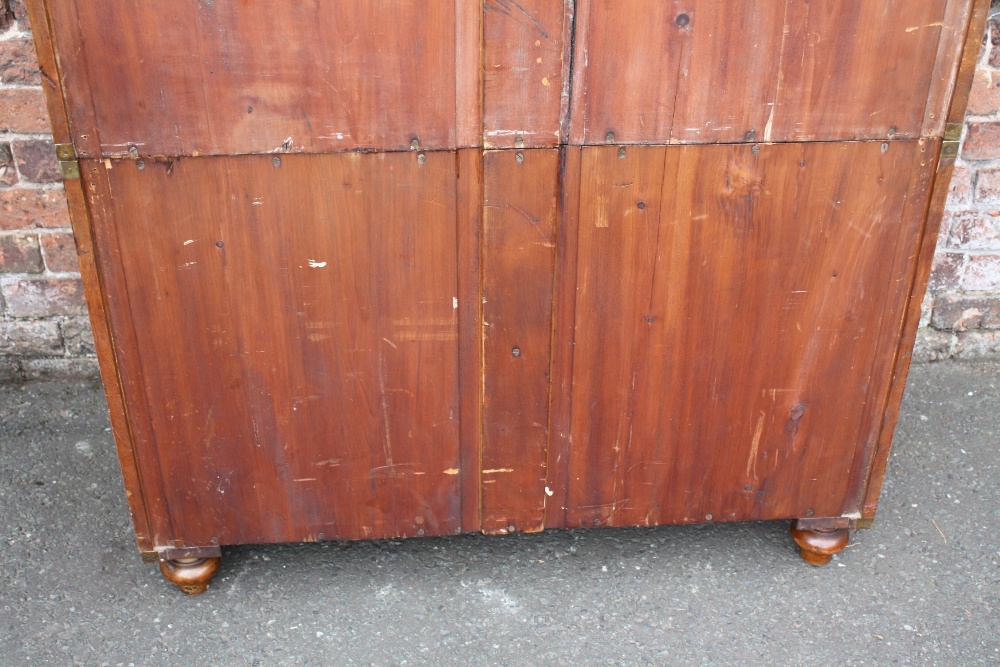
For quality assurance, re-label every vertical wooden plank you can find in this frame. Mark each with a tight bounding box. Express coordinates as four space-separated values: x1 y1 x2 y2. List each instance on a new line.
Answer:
82 161 175 547
23 0 71 143
564 145 668 527
481 149 559 534
845 139 939 517
921 0 981 136
456 148 484 533
483 0 567 147
544 146 582 529
24 0 155 555
455 0 484 148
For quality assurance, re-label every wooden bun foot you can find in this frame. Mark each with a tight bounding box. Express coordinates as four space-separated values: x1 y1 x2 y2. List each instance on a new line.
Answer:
790 521 850 566
158 556 221 594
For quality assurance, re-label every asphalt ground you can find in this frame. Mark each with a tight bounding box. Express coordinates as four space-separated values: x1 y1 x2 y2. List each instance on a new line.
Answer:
1 361 998 666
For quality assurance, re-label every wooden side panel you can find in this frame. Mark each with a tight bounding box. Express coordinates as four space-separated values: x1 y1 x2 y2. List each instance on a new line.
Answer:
48 1 478 157
551 142 934 529
483 0 567 147
571 0 957 144
481 149 559 533
87 152 466 546
24 0 156 554
865 0 993 519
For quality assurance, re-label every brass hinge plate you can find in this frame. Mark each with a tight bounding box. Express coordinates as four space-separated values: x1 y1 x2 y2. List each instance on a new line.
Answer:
944 122 963 142
55 142 80 180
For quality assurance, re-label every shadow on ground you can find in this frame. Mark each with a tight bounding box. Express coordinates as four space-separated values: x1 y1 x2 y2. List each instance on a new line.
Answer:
1 362 997 666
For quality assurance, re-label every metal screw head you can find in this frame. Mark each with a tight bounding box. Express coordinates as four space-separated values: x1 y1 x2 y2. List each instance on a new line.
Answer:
745 130 756 142
881 142 889 153
516 152 525 163
136 160 145 171
514 136 525 148
676 13 691 28
751 144 761 156
605 131 616 144
507 525 516 532
511 347 521 357
637 201 646 210
272 156 281 167
417 153 427 164
705 514 713 521
410 138 420 150
128 145 139 159
417 528 425 536
618 147 627 159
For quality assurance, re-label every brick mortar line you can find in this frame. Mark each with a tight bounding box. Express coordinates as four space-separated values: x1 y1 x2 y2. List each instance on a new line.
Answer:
0 227 75 236
1 131 58 141
0 181 66 191
0 271 83 283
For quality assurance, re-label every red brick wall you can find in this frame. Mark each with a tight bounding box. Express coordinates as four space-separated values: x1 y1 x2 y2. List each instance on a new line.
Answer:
0 4 998 380
917 6 1000 361
0 3 95 382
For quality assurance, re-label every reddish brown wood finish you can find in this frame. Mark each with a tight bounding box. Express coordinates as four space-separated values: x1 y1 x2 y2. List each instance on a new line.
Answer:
158 557 221 595
570 0 960 145
85 152 468 546
483 0 568 148
790 521 850 566
24 0 156 556
47 1 480 157
26 0 987 574
864 0 992 520
481 149 560 534
456 149 485 534
549 142 935 529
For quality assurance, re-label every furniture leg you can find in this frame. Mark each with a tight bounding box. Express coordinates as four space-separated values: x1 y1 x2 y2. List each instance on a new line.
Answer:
158 556 221 595
790 520 850 566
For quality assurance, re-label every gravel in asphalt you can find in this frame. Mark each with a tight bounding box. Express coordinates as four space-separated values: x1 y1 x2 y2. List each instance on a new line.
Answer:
1 362 997 666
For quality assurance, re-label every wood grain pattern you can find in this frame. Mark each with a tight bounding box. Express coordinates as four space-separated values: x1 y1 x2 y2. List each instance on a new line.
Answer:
483 0 567 147
86 152 468 546
47 1 479 157
456 148 485 533
863 0 991 520
570 0 957 145
481 149 559 533
25 0 157 555
549 142 935 529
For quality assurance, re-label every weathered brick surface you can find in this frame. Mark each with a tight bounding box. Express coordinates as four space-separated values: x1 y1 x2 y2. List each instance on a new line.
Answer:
931 294 1000 331
0 188 70 229
926 10 1000 361
0 87 50 133
0 39 39 85
39 232 78 272
0 142 16 186
13 140 60 183
0 232 41 272
22 357 100 381
0 319 61 355
60 317 94 356
1 277 86 317
963 122 1000 160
